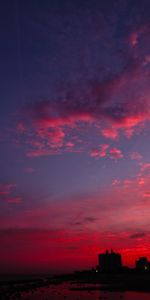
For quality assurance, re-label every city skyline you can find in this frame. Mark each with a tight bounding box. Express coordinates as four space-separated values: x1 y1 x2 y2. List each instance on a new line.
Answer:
0 0 150 274
97 248 150 272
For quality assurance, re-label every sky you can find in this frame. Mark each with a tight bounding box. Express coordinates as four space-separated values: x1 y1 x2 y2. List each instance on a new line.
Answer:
0 0 150 274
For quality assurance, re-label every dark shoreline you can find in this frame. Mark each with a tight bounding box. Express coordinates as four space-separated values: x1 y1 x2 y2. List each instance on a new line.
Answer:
53 272 150 293
1 272 150 299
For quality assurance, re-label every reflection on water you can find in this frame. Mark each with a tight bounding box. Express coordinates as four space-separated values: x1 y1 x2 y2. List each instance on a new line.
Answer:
1 282 150 300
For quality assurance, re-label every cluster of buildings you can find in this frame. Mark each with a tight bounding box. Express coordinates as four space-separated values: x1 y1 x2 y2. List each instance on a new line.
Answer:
97 249 150 273
136 256 150 272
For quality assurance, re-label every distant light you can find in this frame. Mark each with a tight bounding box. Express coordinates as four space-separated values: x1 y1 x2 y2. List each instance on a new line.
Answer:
96 270 98 273
145 266 148 270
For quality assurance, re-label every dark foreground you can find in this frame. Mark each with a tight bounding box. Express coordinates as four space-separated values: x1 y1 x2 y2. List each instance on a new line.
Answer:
1 272 150 300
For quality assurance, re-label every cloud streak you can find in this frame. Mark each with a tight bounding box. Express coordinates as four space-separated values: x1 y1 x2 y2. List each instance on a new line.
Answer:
90 145 123 159
0 183 22 205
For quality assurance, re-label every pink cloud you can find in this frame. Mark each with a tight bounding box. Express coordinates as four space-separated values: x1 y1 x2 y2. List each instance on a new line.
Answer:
140 163 150 172
27 139 43 148
130 151 143 161
17 122 26 133
0 184 16 196
112 115 147 139
101 127 118 140
0 183 22 205
23 167 35 173
33 127 65 148
47 127 65 148
26 132 63 157
6 196 22 204
65 142 76 152
26 149 60 157
66 142 74 148
122 179 133 187
90 144 109 158
138 178 145 185
101 113 148 140
109 147 123 159
143 192 150 198
128 24 150 49
90 145 124 160
128 31 138 48
144 54 150 64
17 52 150 156
112 179 120 186
27 92 149 137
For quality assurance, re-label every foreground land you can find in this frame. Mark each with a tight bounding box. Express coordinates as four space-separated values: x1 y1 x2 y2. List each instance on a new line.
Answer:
56 271 150 292
1 271 150 299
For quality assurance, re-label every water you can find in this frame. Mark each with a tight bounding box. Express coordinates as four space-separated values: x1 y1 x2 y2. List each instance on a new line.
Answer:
2 282 150 300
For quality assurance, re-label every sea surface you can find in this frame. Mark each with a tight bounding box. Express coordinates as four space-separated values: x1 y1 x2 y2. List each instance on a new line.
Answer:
1 281 150 300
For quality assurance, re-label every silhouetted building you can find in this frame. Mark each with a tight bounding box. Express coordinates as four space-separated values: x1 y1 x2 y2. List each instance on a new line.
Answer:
98 249 122 272
136 257 150 272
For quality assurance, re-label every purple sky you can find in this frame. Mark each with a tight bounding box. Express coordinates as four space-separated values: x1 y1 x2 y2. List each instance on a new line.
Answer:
0 0 150 274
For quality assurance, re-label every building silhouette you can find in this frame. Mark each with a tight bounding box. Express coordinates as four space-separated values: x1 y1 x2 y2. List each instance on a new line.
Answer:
98 249 122 272
136 257 150 272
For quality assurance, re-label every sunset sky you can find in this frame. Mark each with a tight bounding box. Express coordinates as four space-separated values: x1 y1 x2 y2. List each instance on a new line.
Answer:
0 0 150 274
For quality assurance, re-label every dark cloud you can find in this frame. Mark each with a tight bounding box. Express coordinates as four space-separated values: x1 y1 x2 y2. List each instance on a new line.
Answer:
130 232 146 239
70 221 83 226
84 217 97 223
70 217 97 227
